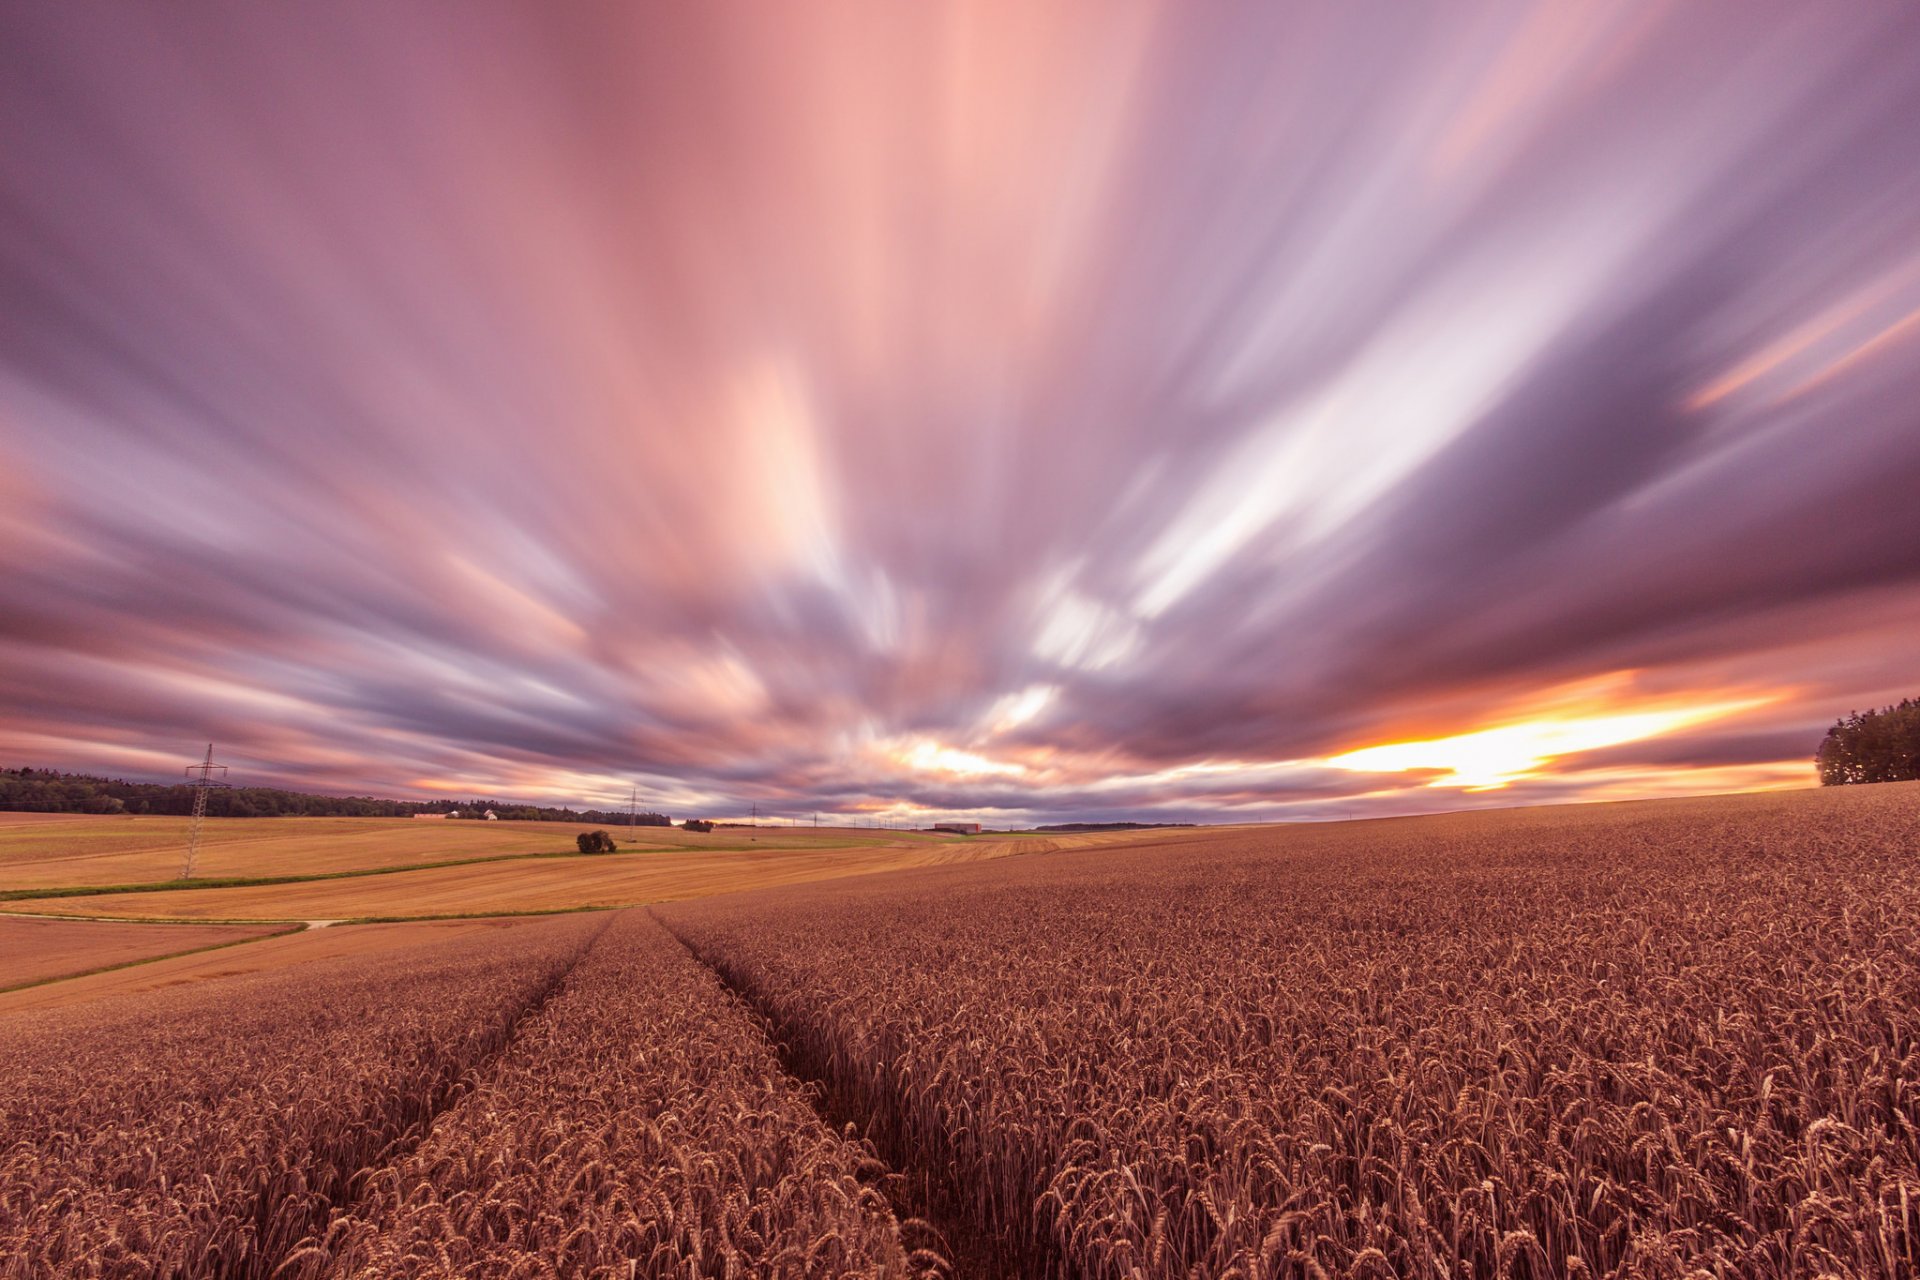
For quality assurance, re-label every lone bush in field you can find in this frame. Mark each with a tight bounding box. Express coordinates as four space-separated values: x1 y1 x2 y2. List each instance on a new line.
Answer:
682 819 714 833
575 830 616 854
1818 697 1920 784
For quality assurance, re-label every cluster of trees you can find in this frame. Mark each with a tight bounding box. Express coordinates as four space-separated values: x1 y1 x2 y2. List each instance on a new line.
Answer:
456 803 672 825
435 804 672 824
0 768 675 825
1818 699 1920 785
0 769 422 818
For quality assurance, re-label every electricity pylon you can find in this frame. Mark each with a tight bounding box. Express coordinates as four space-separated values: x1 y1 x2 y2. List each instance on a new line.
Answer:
180 743 229 880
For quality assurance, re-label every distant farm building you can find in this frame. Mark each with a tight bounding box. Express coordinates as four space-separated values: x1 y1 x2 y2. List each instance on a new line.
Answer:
483 809 499 821
412 812 452 820
934 822 981 834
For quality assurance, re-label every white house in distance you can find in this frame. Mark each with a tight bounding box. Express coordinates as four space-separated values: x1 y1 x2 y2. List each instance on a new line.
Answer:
933 821 981 834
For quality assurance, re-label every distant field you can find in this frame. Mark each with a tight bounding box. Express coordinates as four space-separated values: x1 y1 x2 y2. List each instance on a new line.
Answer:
0 812 106 827
0 916 565 1015
0 812 947 892
1 832 1097 921
0 916 289 991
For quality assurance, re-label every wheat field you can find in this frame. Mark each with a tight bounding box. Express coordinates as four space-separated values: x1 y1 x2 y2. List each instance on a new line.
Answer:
4 785 1915 1278
659 784 1920 1277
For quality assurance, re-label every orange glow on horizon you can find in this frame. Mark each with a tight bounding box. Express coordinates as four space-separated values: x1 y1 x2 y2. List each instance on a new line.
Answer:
1327 682 1781 790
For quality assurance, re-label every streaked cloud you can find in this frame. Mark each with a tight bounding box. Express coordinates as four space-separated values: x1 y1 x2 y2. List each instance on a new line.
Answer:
3 2 1919 823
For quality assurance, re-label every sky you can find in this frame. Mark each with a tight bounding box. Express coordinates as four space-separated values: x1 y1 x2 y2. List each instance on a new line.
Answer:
3 2 1920 825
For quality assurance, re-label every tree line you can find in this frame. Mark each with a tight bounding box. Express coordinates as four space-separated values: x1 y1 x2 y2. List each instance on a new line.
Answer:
0 768 672 825
1816 699 1920 785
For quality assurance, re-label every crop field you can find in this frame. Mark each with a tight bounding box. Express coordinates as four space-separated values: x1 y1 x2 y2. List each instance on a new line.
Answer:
0 814 607 888
0 916 289 992
0 908 938 1279
0 916 572 1016
0 912 605 1277
0 813 945 892
3 784 1915 1279
0 830 1107 923
280 910 928 1278
655 783 1920 1278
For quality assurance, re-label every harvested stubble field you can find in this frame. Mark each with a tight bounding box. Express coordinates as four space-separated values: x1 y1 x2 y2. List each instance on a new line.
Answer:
0 915 289 991
0 916 567 1016
3 784 1915 1279
1 831 1100 923
0 813 943 892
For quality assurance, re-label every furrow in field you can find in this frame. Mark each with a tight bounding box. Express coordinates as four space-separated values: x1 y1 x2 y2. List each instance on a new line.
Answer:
281 909 936 1279
654 910 1030 1280
0 912 605 1279
656 785 1920 1280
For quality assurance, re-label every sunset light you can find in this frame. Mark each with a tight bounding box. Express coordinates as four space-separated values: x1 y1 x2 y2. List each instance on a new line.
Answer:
1328 697 1772 790
1 1 1917 827
899 741 1027 780
7 8 1920 1277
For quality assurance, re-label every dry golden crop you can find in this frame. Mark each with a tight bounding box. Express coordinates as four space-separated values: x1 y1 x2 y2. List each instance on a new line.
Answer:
7 786 1914 1279
282 911 935 1279
659 785 1920 1279
0 914 604 1278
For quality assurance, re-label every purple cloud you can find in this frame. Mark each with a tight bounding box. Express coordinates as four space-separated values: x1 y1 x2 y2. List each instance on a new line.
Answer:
4 3 1920 822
